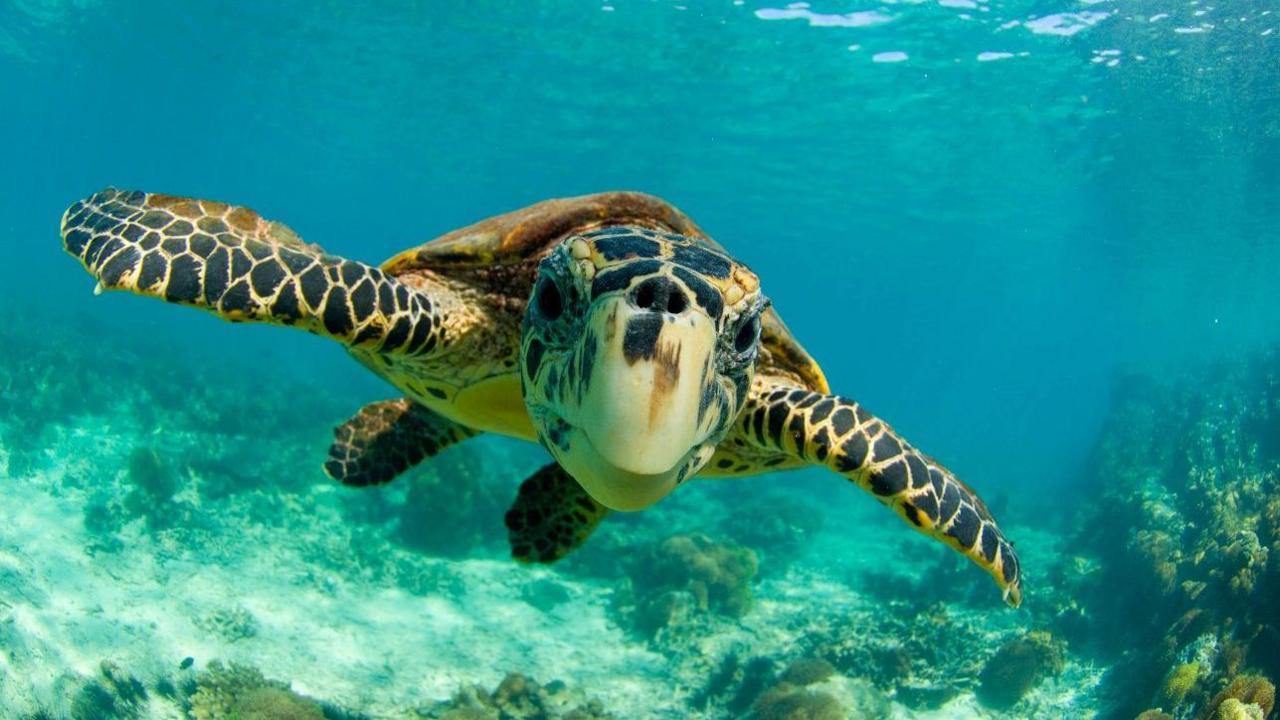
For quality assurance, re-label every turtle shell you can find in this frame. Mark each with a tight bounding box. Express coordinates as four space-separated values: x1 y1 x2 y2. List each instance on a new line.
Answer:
382 191 828 394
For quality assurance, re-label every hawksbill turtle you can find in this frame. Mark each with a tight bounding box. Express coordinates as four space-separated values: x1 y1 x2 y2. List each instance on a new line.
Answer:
61 188 1022 606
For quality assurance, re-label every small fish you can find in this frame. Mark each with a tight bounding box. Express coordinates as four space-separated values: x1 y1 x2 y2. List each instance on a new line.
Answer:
179 657 194 670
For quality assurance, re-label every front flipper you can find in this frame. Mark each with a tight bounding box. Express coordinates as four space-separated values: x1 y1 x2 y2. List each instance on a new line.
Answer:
61 188 446 355
325 398 479 487
505 463 610 563
746 383 1023 606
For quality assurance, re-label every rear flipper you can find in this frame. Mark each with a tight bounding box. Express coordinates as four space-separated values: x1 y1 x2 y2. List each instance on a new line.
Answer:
747 384 1023 606
506 463 610 563
325 399 478 487
61 188 445 355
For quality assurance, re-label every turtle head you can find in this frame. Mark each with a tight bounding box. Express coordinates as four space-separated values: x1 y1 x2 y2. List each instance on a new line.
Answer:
520 227 766 511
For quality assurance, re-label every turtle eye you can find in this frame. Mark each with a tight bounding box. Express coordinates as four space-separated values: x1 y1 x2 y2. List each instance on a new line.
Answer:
734 314 760 353
536 279 563 321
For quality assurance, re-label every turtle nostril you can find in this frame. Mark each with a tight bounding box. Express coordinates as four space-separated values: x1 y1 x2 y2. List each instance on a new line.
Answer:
630 277 688 315
666 291 687 314
635 281 656 310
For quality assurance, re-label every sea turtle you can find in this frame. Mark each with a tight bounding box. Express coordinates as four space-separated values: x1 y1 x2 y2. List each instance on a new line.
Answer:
61 188 1022 606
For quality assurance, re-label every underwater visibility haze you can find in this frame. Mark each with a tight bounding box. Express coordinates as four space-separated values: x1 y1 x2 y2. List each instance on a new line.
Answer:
1 1 1279 718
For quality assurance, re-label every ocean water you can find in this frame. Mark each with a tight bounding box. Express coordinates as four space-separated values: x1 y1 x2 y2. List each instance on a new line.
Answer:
1 1 1278 718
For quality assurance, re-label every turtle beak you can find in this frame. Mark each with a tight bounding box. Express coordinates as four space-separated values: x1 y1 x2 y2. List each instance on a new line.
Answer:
558 283 720 510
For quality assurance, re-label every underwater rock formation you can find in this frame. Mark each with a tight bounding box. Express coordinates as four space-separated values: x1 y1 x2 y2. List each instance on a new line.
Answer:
1064 349 1280 718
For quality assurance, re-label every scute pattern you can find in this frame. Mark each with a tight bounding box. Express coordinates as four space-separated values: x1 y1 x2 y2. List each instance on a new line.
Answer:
577 226 747 325
740 379 1023 607
505 463 610 563
61 188 445 355
383 190 709 272
325 398 478 487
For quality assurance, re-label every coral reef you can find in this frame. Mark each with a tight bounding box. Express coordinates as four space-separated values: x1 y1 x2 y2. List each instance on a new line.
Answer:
690 652 890 720
0 309 1104 718
1158 662 1205 709
193 606 260 642
617 533 757 638
975 630 1067 710
1212 698 1266 720
419 672 613 719
1063 350 1280 718
750 684 844 720
1200 675 1276 720
228 687 326 720
799 599 1000 708
780 658 837 687
186 661 328 720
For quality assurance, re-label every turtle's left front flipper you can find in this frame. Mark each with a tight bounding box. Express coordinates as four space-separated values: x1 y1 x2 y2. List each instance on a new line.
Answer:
505 463 610 563
746 384 1023 607
61 188 446 356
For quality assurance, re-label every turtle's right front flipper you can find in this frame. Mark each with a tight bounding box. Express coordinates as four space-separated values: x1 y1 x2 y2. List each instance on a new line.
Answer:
61 188 444 355
325 398 478 487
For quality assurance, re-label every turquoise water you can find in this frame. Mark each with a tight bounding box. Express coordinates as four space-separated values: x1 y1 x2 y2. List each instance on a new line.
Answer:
2 2 1278 718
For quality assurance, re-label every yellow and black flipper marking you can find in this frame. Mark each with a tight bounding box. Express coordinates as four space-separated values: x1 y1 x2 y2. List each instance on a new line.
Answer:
61 188 445 355
744 382 1023 607
325 398 479 487
505 463 610 563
